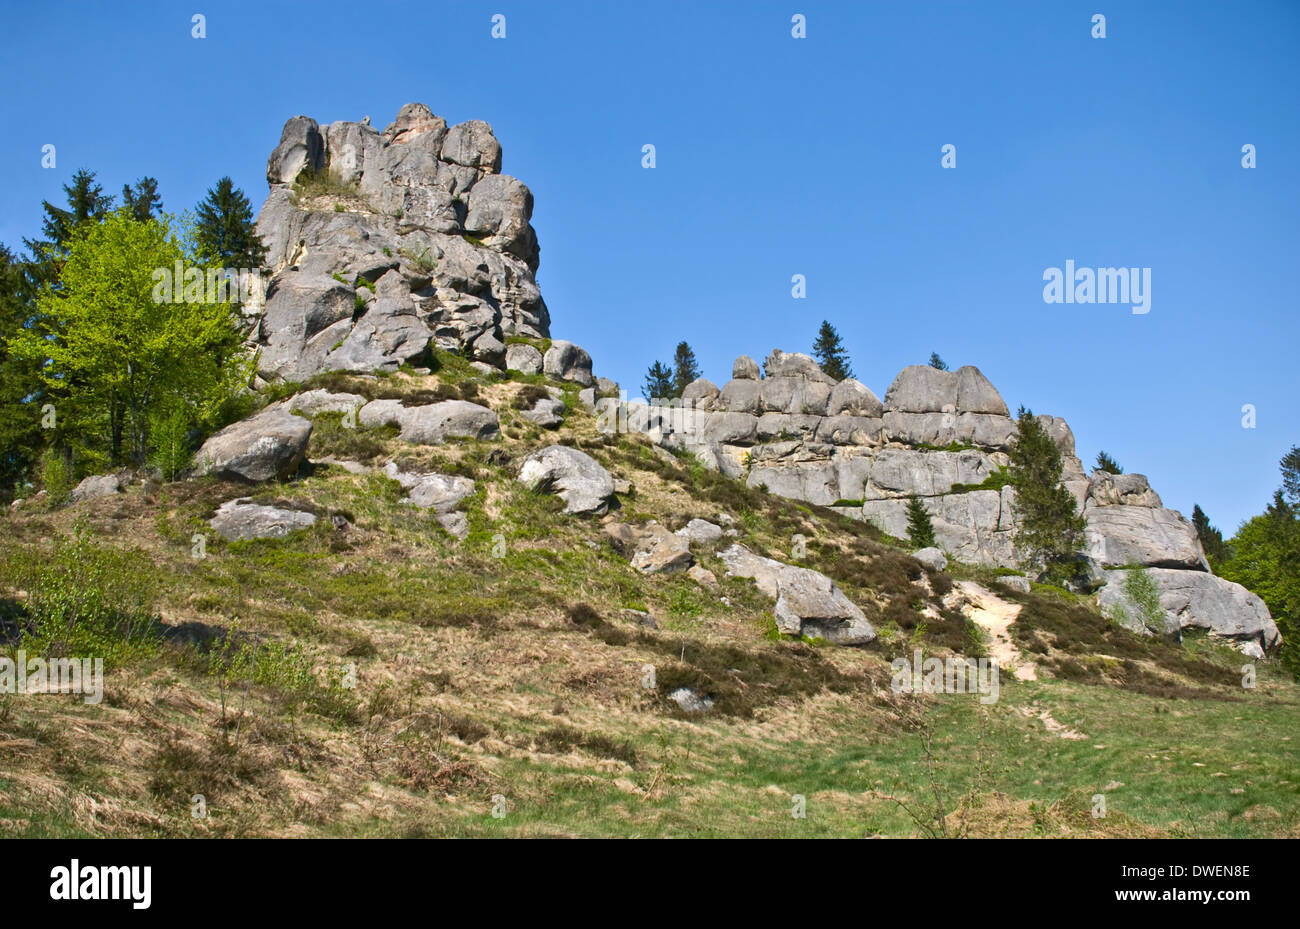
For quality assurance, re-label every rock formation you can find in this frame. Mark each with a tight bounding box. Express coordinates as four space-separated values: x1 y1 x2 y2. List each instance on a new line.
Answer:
250 104 566 383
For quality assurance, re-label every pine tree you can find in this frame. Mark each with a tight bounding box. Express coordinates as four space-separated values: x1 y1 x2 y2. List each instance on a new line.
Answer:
671 341 701 397
1281 445 1300 507
0 244 43 492
812 321 853 380
928 352 949 371
194 177 268 270
905 496 937 550
121 177 163 222
643 361 674 402
1095 450 1123 474
1008 406 1086 583
1191 503 1229 567
24 168 115 259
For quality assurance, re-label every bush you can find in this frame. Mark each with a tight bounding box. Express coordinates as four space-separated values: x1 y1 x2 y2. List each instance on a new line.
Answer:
12 524 160 661
38 448 74 505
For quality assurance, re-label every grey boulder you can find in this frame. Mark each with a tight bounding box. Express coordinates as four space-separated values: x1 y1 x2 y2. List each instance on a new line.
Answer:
518 445 614 515
359 398 499 444
543 340 594 386
210 498 317 541
194 406 313 481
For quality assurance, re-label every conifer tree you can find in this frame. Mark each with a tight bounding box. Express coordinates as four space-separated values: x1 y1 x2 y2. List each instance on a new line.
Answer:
671 341 701 397
643 360 674 402
928 352 948 371
812 321 853 380
1008 406 1086 583
1095 450 1123 474
905 495 937 550
194 177 267 270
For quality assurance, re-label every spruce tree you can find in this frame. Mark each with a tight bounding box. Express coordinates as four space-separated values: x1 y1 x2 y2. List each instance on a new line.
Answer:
905 495 937 550
1008 406 1086 583
1281 445 1300 507
0 244 43 492
643 361 674 402
928 352 949 371
671 341 701 397
194 177 268 270
812 321 853 380
24 168 115 259
1192 504 1229 567
1095 450 1123 474
121 176 163 221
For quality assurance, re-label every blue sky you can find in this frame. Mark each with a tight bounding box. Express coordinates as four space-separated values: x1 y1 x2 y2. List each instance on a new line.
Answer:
1 0 1296 532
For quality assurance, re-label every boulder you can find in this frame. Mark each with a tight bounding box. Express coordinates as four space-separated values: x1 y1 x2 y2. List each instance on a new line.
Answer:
1098 568 1281 658
381 461 475 537
194 406 312 482
865 448 999 498
719 544 875 645
463 174 535 260
998 575 1031 594
717 378 761 414
1087 471 1162 508
543 340 594 386
210 498 316 541
681 378 720 411
676 518 724 545
688 564 720 590
604 521 694 574
505 342 543 375
521 396 566 428
440 120 502 173
69 473 122 504
732 355 760 380
954 366 1009 415
1084 506 1208 570
913 547 948 572
358 398 499 444
763 349 834 384
826 378 884 417
883 365 958 413
288 390 367 418
517 445 614 515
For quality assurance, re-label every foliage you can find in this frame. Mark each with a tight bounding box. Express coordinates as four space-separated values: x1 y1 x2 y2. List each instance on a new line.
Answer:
0 244 43 492
928 352 948 371
10 523 160 661
1095 450 1123 474
643 360 674 401
671 341 701 396
1008 406 1085 584
7 211 251 468
121 177 163 222
1107 567 1166 634
812 320 853 380
194 177 267 271
1191 503 1229 567
905 495 937 550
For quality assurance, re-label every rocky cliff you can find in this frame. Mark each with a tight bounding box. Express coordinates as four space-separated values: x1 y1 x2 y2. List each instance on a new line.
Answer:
241 104 1278 660
249 104 553 383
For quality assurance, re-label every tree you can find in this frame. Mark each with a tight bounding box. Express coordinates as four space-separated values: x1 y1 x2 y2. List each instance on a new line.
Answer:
1218 489 1299 677
194 177 267 271
1281 445 1300 507
670 341 701 397
1191 504 1229 567
905 496 937 550
812 321 853 380
121 177 163 222
0 244 43 492
642 360 674 402
1008 406 1086 583
7 211 250 470
24 168 115 259
928 352 948 371
1095 450 1123 474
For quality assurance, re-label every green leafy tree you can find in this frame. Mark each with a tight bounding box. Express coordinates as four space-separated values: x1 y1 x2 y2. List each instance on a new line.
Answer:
671 341 701 397
1191 503 1229 567
928 352 948 371
194 177 267 271
7 211 251 469
1008 406 1086 583
812 321 853 380
1219 486 1300 677
643 360 674 402
1095 450 1123 474
121 176 163 222
905 495 937 550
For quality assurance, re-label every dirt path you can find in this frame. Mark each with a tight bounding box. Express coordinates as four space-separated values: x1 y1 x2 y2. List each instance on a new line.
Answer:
957 581 1037 681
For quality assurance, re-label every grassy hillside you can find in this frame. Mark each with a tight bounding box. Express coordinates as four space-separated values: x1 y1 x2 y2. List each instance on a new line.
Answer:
1 360 1296 838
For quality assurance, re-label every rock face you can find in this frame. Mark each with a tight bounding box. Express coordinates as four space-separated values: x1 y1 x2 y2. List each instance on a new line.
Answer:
517 445 614 515
719 544 876 645
194 406 312 481
210 498 317 540
1099 568 1281 658
252 105 576 383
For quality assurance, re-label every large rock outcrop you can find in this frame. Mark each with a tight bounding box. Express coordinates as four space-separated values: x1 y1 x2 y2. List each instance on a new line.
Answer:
251 104 561 382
